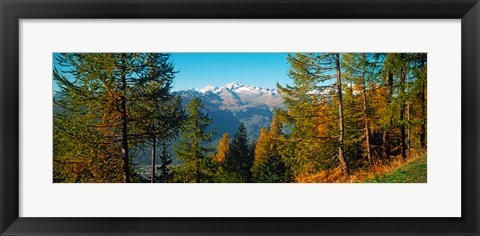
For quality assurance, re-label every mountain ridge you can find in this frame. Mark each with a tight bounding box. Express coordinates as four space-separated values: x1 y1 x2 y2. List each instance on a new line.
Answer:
176 82 284 142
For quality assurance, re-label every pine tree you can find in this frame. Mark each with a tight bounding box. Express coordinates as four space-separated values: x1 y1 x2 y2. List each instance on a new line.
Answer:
174 97 215 183
125 53 184 183
224 123 253 182
157 141 173 183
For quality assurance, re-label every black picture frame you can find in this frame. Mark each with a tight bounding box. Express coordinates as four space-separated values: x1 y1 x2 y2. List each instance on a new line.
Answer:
1 0 479 235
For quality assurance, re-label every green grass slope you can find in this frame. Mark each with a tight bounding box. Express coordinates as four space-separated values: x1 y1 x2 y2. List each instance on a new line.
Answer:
366 155 427 183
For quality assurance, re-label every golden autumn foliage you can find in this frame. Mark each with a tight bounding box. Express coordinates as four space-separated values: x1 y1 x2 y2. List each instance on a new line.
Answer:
254 128 269 163
214 133 230 163
53 52 426 183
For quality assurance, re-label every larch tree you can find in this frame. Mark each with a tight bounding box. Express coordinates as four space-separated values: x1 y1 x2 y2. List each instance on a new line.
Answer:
54 53 124 182
381 56 394 161
411 53 427 149
54 53 181 183
251 127 270 179
252 116 290 183
342 53 378 165
384 53 412 160
126 53 184 183
214 133 230 163
278 53 348 180
333 53 349 176
211 132 230 182
276 53 337 179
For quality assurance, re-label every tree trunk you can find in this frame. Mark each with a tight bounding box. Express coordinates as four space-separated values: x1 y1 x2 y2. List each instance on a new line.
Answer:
151 136 156 183
120 53 130 183
406 73 411 159
407 101 411 159
400 71 406 161
382 71 393 160
363 88 373 164
335 54 349 176
361 54 372 165
194 119 200 183
382 130 390 160
195 151 200 183
419 58 427 149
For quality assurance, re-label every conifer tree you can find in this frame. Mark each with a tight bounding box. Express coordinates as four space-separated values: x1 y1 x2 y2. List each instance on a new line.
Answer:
383 53 412 160
210 133 230 182
252 116 290 183
224 123 254 182
214 133 230 163
158 141 173 183
333 53 349 176
342 53 379 165
278 53 349 178
126 53 184 183
174 97 215 183
278 54 332 179
410 54 427 149
381 60 394 161
253 128 270 166
53 53 180 183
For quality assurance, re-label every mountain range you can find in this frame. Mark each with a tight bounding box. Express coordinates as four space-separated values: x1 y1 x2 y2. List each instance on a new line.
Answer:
176 82 284 143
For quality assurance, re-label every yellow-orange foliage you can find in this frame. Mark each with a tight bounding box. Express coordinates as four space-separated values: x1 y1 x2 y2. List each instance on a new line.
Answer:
213 133 229 163
254 128 270 163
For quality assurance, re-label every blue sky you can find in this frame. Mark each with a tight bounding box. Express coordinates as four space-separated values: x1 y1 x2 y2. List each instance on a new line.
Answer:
53 53 291 91
171 53 290 90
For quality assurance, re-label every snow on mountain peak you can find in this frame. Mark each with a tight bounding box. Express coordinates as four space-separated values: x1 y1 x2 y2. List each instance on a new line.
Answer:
225 82 241 89
195 82 275 94
197 85 218 93
178 82 283 110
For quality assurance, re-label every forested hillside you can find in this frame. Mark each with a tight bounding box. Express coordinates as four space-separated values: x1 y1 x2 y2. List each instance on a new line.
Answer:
53 53 426 183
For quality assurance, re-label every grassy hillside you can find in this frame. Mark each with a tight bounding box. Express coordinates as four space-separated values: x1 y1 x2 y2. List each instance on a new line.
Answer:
365 155 427 183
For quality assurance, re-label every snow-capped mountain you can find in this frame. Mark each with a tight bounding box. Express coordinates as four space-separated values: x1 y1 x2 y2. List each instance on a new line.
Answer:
176 82 284 142
181 82 283 110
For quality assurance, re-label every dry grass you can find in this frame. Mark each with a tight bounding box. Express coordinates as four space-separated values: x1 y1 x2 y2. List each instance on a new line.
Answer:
296 150 427 183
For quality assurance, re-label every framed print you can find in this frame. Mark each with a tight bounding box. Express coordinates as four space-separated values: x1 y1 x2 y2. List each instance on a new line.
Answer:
1 0 479 235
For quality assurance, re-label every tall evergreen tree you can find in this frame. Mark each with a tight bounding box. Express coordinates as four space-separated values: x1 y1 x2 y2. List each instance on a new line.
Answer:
174 97 215 183
126 53 184 183
224 123 254 182
157 141 173 183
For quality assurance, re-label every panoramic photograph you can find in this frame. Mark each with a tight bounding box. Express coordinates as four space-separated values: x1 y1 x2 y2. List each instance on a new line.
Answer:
53 53 427 183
